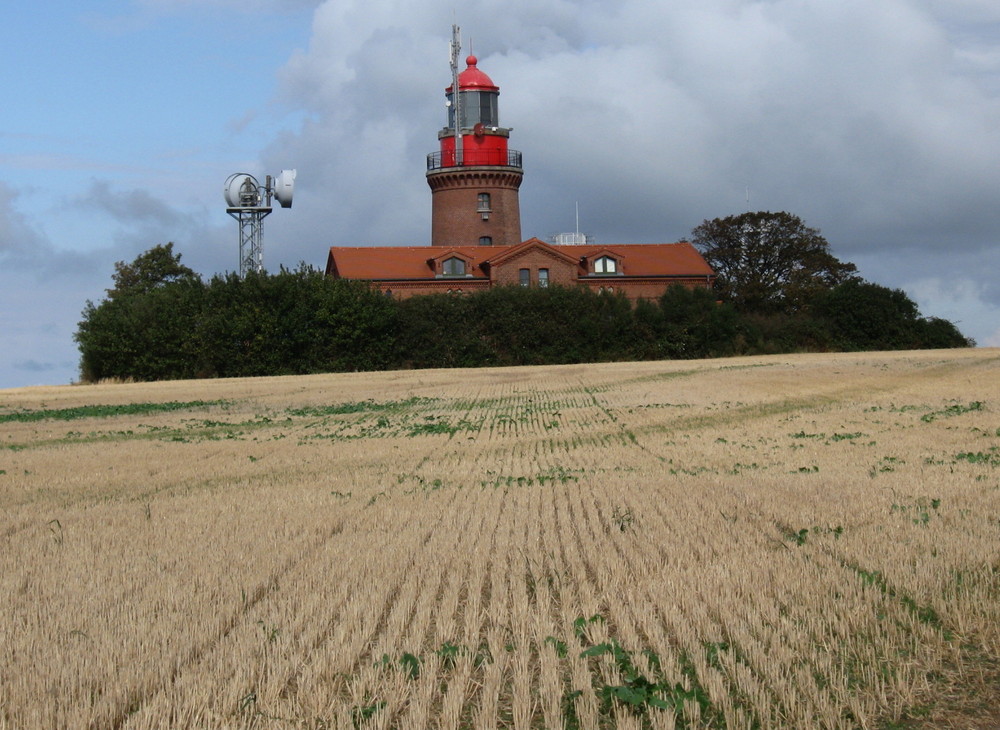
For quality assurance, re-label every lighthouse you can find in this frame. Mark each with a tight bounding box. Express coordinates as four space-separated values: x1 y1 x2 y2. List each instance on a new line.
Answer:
427 29 523 247
327 29 716 300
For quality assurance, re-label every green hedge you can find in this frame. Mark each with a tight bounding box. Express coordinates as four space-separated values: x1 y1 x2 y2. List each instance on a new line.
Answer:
75 269 971 383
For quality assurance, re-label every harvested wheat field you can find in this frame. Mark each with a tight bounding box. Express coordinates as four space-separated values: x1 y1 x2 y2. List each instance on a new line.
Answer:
1 349 999 729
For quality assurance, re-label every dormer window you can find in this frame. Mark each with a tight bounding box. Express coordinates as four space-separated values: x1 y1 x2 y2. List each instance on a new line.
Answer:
442 257 466 276
595 256 618 274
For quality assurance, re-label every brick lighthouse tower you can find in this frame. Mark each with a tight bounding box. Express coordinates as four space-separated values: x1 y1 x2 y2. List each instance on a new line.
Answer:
427 28 523 247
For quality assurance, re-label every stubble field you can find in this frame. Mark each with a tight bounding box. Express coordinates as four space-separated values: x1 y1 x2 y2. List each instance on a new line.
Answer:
1 349 998 729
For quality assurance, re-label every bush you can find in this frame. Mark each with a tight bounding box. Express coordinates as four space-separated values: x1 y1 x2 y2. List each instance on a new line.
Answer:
814 280 921 351
912 317 975 349
195 269 397 377
469 286 636 366
655 285 741 359
395 293 488 368
737 312 833 355
77 267 396 381
76 249 972 382
76 277 206 382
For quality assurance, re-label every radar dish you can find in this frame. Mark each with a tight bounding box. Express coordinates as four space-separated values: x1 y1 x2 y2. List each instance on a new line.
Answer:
224 173 261 208
274 169 296 208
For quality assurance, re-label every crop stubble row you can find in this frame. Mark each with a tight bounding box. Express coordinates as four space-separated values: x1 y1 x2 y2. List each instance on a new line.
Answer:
0 349 998 728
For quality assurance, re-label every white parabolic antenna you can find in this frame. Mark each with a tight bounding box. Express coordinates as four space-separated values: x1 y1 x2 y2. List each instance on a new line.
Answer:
274 169 295 208
224 173 262 208
224 169 297 276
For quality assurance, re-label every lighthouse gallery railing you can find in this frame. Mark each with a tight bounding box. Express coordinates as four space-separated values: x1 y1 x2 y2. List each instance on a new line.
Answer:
426 149 523 171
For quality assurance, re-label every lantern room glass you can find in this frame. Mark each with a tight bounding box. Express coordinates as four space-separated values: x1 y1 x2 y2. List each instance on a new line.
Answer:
447 91 499 129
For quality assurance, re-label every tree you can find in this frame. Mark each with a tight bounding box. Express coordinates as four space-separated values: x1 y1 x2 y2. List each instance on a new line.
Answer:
913 317 975 349
106 242 198 300
77 243 202 381
76 276 206 382
690 211 857 313
813 279 972 351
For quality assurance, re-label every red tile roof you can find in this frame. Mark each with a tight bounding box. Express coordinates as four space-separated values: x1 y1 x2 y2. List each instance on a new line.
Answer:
327 238 714 281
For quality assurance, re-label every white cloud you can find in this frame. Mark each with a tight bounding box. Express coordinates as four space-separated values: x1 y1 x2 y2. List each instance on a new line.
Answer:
266 0 1000 247
253 0 1000 347
6 0 1000 388
906 276 1000 346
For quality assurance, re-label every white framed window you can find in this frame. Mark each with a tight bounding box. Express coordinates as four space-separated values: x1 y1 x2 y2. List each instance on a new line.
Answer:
538 268 549 288
442 257 466 276
594 256 617 274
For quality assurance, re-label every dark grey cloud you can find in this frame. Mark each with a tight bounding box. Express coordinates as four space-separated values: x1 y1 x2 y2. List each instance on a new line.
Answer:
74 180 187 228
0 183 48 262
259 0 1000 346
14 359 57 373
4 0 999 390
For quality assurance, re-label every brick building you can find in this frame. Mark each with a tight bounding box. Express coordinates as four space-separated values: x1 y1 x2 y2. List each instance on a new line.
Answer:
325 31 715 300
326 238 714 301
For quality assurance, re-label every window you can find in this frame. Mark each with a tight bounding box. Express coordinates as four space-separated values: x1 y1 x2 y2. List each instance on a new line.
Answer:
479 236 493 246
442 257 466 276
447 91 499 128
477 92 498 127
477 193 491 212
460 92 482 128
594 256 618 274
519 268 530 287
538 268 549 288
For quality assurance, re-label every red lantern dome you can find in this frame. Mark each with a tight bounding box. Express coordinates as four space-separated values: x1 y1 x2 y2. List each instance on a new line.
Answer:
446 56 499 93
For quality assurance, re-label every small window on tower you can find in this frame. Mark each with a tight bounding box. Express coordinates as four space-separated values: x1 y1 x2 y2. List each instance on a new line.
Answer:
443 257 466 276
479 236 493 246
477 193 492 212
519 268 530 287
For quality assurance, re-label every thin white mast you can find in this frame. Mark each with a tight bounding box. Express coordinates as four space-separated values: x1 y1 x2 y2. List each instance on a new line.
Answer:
450 24 463 165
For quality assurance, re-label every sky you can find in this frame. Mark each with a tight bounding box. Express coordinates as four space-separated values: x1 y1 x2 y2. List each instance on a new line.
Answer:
2 0 1000 390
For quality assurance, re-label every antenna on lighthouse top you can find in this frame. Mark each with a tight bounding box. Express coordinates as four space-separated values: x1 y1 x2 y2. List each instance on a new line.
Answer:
450 23 463 165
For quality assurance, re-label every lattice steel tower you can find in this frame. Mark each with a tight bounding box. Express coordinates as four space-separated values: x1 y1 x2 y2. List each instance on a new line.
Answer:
224 170 296 277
